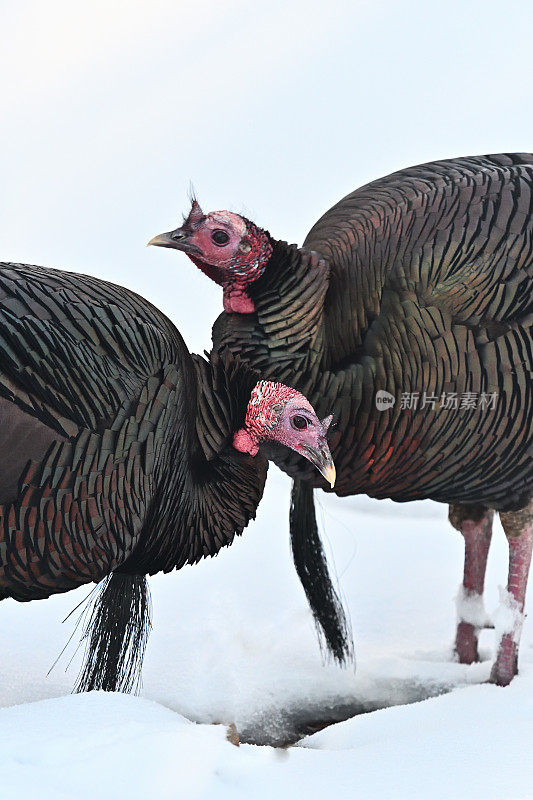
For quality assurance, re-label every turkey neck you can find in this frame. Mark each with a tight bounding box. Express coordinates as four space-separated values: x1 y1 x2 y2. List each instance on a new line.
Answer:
211 234 389 407
213 240 330 386
209 239 387 495
120 355 267 576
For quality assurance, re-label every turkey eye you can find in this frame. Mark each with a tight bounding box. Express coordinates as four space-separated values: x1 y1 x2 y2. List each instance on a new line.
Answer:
212 229 230 246
292 414 308 430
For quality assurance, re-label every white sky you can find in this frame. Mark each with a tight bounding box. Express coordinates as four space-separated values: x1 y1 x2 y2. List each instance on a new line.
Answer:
1 0 532 354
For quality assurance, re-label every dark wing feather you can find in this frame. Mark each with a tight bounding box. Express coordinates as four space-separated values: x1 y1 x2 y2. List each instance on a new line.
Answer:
304 154 533 356
0 262 191 599
299 154 533 508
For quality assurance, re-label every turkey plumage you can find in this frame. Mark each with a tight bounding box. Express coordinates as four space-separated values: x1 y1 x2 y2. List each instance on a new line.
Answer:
151 153 533 685
0 261 334 689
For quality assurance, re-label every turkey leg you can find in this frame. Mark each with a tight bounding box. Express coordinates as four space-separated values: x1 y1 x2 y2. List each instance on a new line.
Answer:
449 504 494 664
490 499 533 686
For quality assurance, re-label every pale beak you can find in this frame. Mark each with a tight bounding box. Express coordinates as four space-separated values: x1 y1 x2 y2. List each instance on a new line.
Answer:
320 460 337 489
147 231 177 248
301 441 336 488
147 229 202 256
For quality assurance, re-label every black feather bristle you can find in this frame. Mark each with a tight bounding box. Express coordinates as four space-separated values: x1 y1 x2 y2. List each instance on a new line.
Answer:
74 573 152 694
290 479 354 666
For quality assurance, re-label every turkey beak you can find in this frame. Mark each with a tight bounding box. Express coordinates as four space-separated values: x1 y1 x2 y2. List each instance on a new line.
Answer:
147 228 202 256
301 441 336 488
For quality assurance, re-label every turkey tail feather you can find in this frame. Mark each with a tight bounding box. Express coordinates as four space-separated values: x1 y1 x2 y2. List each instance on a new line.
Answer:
290 480 354 665
74 573 152 693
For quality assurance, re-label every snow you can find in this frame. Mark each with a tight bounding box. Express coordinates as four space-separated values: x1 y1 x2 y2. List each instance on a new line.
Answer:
493 587 526 644
455 586 492 628
0 469 531 799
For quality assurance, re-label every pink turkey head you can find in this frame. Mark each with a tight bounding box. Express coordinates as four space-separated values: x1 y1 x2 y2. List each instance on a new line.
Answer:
233 380 336 487
148 199 272 313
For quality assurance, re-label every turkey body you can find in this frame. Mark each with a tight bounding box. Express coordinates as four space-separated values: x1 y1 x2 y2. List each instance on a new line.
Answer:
0 262 267 604
214 154 533 510
205 154 532 682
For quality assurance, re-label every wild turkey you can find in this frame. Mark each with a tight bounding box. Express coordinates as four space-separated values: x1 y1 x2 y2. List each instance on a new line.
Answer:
0 261 335 691
149 153 533 686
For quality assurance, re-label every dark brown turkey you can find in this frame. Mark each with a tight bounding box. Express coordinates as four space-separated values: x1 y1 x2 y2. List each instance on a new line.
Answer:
0 261 334 691
150 153 533 686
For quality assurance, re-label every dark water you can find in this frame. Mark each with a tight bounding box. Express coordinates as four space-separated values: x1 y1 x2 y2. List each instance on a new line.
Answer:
236 679 453 746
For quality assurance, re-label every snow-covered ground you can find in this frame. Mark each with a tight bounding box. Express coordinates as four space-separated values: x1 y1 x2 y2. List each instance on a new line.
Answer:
1 469 531 799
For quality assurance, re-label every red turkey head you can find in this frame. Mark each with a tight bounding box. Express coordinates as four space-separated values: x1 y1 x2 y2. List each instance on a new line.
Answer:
233 380 336 487
148 200 272 313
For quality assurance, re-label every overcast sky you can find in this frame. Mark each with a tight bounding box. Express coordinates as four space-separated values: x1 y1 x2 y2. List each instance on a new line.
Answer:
1 0 532 354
